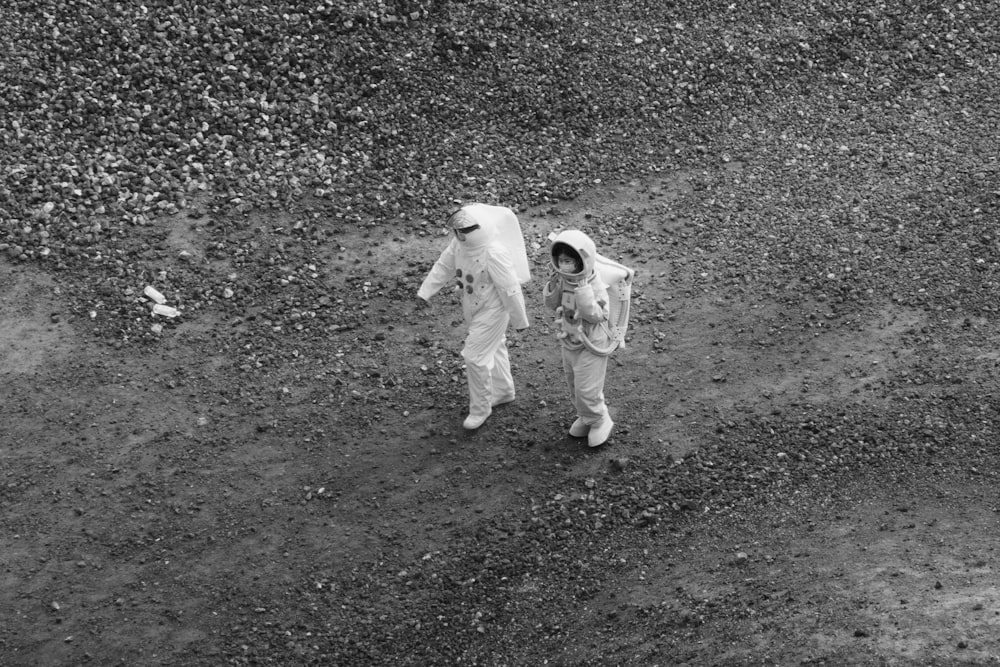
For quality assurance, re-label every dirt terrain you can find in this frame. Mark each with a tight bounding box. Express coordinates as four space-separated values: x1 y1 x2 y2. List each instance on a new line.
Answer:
4 1 1000 665
4 173 1000 665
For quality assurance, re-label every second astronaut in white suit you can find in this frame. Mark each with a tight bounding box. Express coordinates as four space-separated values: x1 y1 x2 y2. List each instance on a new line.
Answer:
543 230 615 447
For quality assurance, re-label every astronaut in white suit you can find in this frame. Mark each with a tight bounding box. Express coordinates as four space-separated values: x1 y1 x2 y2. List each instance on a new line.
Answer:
543 230 615 447
418 206 530 430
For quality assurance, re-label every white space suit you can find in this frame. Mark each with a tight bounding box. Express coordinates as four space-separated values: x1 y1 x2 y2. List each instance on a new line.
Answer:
543 230 615 447
418 206 530 430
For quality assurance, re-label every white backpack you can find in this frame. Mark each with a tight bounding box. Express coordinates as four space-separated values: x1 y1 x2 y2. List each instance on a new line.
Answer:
589 253 635 355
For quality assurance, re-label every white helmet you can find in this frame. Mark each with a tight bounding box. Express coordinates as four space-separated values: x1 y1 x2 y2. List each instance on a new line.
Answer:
448 206 493 247
550 229 596 280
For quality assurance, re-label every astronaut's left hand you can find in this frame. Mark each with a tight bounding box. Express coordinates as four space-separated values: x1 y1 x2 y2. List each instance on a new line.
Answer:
508 328 527 347
574 284 597 309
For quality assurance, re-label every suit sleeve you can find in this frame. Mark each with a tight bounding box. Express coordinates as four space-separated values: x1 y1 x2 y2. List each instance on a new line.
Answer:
576 275 610 324
417 240 457 301
488 245 530 330
543 274 562 311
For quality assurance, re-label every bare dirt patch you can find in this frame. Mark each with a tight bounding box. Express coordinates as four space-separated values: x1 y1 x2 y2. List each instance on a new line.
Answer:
4 175 1000 666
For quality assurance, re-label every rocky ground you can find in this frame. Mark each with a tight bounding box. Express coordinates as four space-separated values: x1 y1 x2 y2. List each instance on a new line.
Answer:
3 1 1000 665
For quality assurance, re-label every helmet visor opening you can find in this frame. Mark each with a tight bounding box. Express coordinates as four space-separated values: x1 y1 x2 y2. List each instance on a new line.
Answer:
552 243 584 276
453 224 480 240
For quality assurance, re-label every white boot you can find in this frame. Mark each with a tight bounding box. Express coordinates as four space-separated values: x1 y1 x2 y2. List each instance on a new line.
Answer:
492 393 515 407
463 409 492 430
587 416 613 447
568 417 589 438
464 360 494 430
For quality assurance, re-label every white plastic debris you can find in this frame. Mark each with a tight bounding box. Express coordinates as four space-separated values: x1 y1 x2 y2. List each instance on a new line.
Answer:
152 304 180 318
143 285 166 304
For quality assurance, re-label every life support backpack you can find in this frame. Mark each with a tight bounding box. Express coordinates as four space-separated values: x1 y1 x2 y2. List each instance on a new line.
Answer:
585 253 635 356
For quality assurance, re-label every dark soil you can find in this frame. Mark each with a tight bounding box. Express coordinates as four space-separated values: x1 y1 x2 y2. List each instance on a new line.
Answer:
3 1 1000 665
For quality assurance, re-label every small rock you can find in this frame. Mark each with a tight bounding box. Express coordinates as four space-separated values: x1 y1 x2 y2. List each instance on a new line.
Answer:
609 457 629 472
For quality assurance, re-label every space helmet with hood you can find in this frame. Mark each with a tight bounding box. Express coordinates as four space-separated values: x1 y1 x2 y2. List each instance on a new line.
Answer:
448 206 495 250
550 229 596 281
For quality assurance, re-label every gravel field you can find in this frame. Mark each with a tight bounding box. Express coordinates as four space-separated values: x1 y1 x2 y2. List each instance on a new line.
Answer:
3 1 1000 665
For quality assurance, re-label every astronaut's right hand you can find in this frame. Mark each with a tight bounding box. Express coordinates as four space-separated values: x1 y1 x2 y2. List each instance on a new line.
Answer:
544 274 559 297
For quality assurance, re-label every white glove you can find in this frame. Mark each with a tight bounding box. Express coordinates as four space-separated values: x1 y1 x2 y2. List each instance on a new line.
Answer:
544 274 560 297
574 284 596 310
